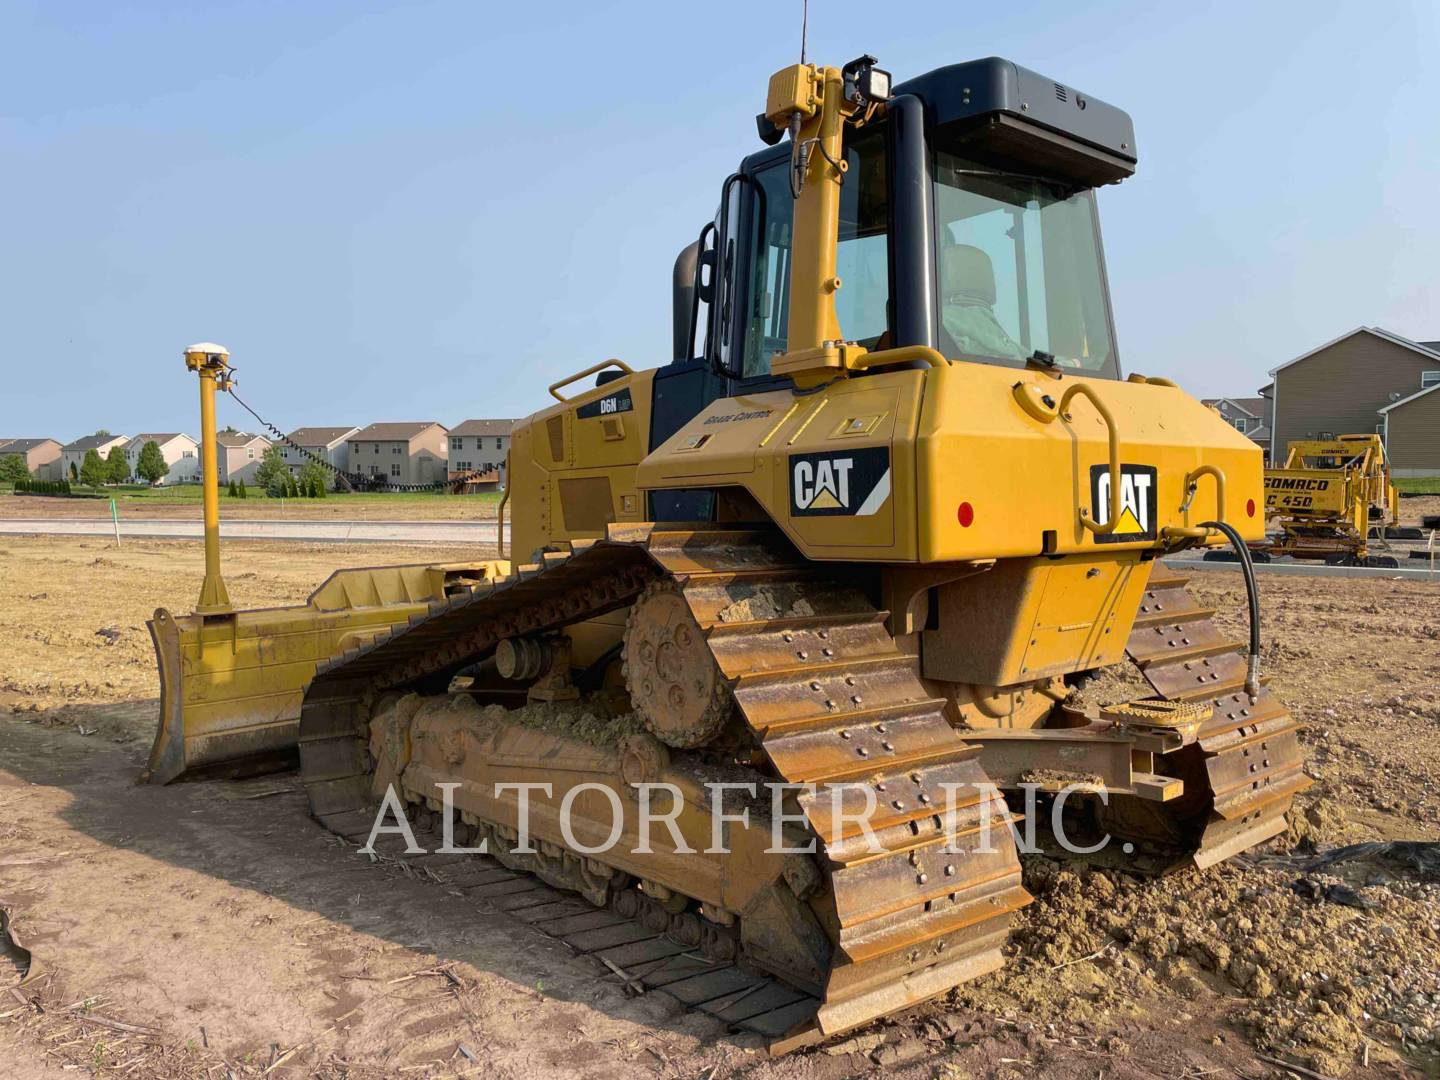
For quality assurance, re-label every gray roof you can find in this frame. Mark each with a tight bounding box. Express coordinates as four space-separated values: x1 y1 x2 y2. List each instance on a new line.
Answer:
125 433 188 449
215 431 269 448
1202 397 1265 418
1247 425 1271 441
449 418 515 437
62 433 127 452
351 421 447 441
0 438 60 453
287 426 359 447
1229 397 1267 416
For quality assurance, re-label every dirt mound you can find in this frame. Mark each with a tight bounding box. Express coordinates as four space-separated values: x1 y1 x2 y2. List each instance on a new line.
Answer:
951 852 1440 1075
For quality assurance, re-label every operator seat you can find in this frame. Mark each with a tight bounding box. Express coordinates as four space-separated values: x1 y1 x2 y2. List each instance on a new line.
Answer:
943 243 998 306
939 243 1025 362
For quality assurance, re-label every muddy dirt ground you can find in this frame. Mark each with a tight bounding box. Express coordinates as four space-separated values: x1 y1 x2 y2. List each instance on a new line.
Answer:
1 535 1437 1078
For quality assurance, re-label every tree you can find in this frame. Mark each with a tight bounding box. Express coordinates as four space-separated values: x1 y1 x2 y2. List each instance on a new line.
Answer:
254 445 288 495
0 454 29 485
94 428 111 437
136 441 170 485
69 460 79 481
105 445 130 484
238 478 248 499
227 479 238 497
79 449 107 487
298 461 328 499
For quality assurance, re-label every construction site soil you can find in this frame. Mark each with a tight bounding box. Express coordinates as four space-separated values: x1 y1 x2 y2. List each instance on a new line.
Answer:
1 535 1437 1078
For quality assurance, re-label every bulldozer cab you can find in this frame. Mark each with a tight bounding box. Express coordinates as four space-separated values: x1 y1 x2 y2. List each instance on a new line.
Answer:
515 55 1251 565
682 57 1134 396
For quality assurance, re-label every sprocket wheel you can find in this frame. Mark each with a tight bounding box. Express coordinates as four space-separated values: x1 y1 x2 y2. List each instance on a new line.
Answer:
622 579 731 748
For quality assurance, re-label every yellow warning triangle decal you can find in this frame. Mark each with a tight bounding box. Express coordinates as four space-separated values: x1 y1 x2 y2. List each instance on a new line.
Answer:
809 488 842 509
1112 506 1144 534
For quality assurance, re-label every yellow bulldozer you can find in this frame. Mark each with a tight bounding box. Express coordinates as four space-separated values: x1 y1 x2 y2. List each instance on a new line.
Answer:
1243 434 1403 568
147 55 1308 1047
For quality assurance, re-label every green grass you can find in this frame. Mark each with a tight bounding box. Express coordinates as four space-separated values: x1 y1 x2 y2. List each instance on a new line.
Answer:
1395 477 1440 495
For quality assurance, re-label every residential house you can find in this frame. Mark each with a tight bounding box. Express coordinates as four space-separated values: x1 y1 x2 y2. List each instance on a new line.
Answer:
124 433 199 485
1268 327 1440 464
282 426 359 477
447 418 514 491
1379 383 1440 476
347 422 448 486
213 432 271 484
1200 397 1270 458
0 438 63 480
61 433 129 481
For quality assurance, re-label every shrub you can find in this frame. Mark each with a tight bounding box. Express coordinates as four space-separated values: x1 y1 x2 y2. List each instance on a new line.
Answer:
253 445 288 493
238 478 248 499
0 454 29 485
298 461 329 499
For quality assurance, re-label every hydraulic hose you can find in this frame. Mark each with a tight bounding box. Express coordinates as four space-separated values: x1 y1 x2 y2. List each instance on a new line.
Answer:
1198 520 1262 700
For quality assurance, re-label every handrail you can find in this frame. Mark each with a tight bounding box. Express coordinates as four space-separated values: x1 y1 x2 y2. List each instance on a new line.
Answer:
496 475 510 559
847 345 949 371
548 359 634 402
1179 463 1227 529
1059 382 1122 535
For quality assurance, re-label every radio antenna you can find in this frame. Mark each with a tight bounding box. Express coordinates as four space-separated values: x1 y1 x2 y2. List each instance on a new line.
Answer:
800 0 809 64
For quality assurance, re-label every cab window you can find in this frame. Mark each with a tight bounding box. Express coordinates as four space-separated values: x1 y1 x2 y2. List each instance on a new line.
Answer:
933 149 1114 373
741 125 890 378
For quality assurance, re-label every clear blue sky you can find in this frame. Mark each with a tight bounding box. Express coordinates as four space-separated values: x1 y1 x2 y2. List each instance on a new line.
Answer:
3 1 1437 439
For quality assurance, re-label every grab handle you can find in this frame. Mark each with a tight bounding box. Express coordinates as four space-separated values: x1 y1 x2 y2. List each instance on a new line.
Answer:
549 359 633 402
848 345 949 371
1179 463 1227 529
497 454 510 559
1060 383 1122 535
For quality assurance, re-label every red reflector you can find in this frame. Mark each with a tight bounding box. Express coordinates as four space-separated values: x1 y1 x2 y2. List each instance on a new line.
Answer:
957 502 974 528
1246 498 1256 517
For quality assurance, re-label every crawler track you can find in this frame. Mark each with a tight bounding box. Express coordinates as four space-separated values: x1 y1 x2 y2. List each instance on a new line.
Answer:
297 523 1028 1050
1117 564 1311 867
329 805 833 1050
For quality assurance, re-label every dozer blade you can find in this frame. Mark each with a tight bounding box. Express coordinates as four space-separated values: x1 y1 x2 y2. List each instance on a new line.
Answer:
144 561 502 784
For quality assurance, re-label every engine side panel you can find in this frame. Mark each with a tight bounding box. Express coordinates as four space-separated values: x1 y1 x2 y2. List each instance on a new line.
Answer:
634 363 1265 564
508 369 658 560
